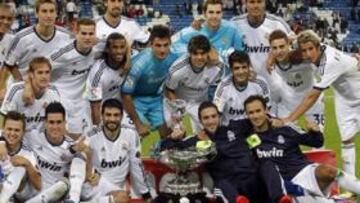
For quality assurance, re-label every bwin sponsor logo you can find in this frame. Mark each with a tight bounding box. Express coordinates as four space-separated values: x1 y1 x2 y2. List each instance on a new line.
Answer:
256 147 284 158
228 107 244 115
26 112 44 123
101 156 127 168
71 68 90 76
37 156 61 171
244 43 271 53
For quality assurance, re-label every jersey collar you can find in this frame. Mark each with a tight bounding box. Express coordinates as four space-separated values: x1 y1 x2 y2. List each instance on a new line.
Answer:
103 16 121 29
33 25 56 43
247 13 266 29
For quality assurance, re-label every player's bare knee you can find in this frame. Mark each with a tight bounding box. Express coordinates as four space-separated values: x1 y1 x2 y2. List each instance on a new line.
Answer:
315 164 337 183
109 191 129 203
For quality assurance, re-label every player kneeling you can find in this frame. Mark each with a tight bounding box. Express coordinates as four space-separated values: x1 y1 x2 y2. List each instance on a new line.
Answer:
22 102 128 203
0 111 41 202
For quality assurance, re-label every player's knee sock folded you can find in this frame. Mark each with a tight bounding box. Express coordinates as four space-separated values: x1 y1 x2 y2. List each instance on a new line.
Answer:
25 180 69 203
69 157 86 202
336 170 360 194
81 195 114 203
0 167 26 202
341 143 356 176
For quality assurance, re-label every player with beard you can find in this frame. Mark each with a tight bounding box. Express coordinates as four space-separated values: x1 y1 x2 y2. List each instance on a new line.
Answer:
86 98 152 202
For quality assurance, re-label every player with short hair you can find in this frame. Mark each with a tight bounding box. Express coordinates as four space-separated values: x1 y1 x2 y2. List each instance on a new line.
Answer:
0 111 41 202
283 30 360 180
160 101 292 203
245 95 360 202
85 32 133 127
0 57 60 137
121 25 179 138
268 30 325 131
48 18 97 137
172 0 244 61
25 102 128 203
87 98 152 201
95 0 149 50
165 35 224 133
0 3 15 102
213 50 271 125
0 0 73 85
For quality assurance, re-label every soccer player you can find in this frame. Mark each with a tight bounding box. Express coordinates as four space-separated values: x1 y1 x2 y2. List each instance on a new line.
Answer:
160 101 291 203
165 35 223 133
49 18 97 137
231 0 294 82
0 111 41 202
213 50 271 125
95 0 149 50
268 30 325 131
0 57 60 137
171 0 244 61
244 95 360 202
283 30 360 179
0 3 15 102
121 25 178 138
85 33 133 127
87 98 152 201
25 102 128 203
0 0 73 84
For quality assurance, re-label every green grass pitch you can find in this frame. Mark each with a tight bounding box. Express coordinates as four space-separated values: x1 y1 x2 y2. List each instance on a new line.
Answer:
141 89 360 178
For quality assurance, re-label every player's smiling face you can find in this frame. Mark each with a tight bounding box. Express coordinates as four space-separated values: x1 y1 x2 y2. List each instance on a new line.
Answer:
77 24 96 50
270 38 290 62
204 4 223 30
151 37 171 60
4 119 24 147
108 38 127 63
231 62 249 86
300 42 321 64
36 3 57 27
190 49 208 68
105 0 124 17
45 113 66 143
200 107 219 134
0 8 14 34
103 107 122 132
30 63 51 91
246 0 266 19
245 100 268 128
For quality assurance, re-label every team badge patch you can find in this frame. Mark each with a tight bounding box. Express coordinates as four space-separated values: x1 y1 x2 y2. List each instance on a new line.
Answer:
277 135 285 144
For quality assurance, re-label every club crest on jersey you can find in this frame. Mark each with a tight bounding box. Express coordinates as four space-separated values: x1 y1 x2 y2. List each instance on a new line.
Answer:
221 37 228 45
227 130 236 142
277 135 285 144
60 153 72 162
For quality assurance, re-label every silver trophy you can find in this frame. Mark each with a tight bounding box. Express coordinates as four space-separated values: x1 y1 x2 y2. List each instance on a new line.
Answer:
168 99 187 131
154 142 217 196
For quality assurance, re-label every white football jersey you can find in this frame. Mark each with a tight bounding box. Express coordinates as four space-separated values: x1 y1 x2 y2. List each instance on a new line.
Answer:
87 126 149 194
166 54 224 102
0 33 14 68
0 82 61 132
95 16 149 51
214 76 271 125
26 129 76 188
5 26 73 77
231 13 294 82
85 59 125 102
313 45 360 106
49 40 96 101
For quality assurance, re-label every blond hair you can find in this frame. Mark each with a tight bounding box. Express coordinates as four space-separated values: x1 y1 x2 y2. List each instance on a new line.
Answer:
297 30 321 48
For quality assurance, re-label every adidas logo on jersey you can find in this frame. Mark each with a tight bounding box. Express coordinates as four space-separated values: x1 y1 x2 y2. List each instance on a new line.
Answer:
287 81 304 88
228 107 245 115
100 156 127 168
244 43 270 53
256 147 284 158
26 112 45 123
71 68 90 76
37 156 62 171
